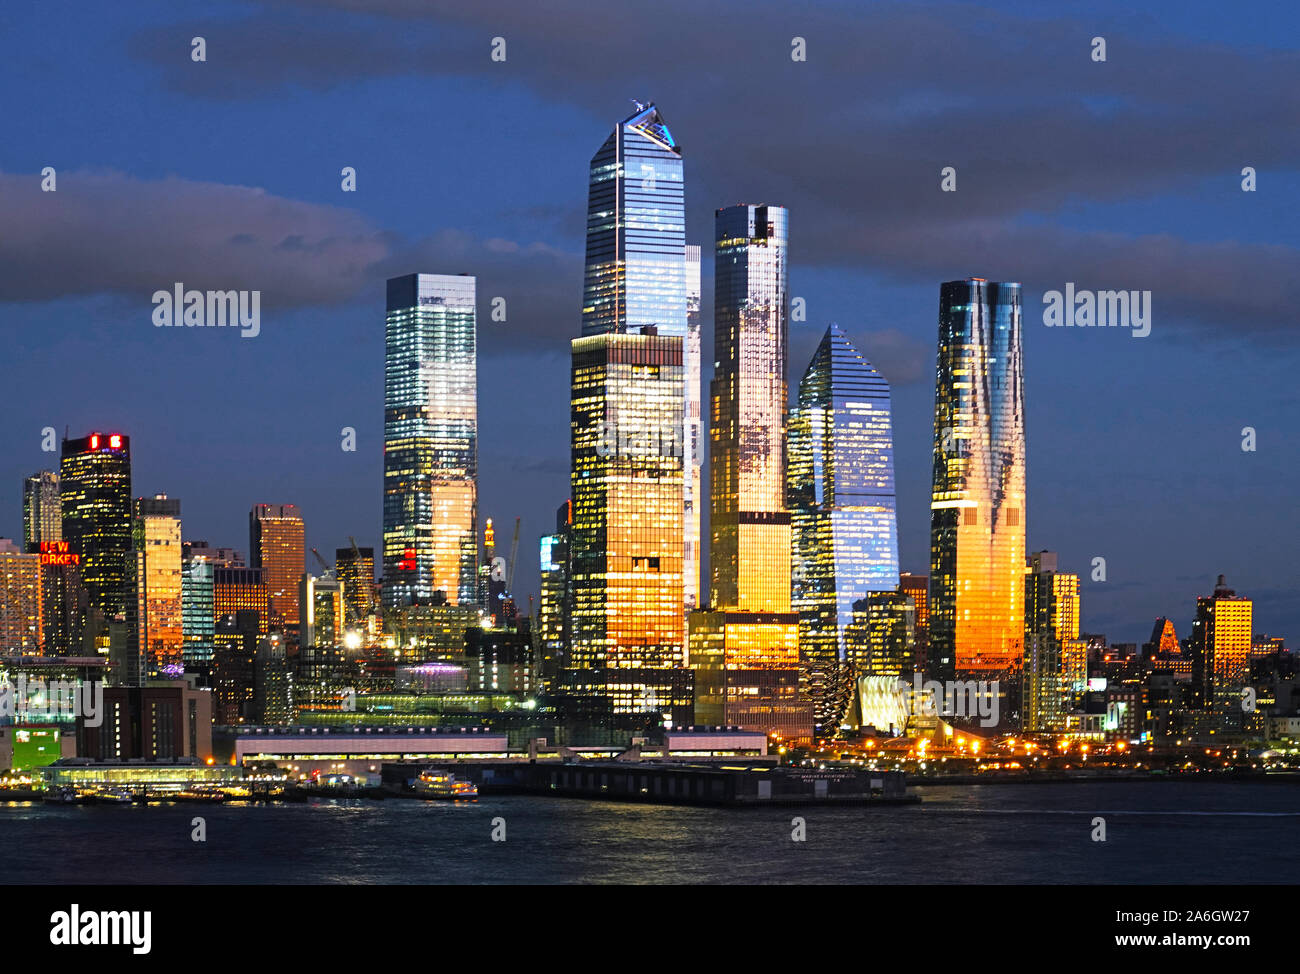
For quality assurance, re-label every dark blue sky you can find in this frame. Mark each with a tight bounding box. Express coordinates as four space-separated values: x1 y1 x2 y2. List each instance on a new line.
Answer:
1 0 1297 646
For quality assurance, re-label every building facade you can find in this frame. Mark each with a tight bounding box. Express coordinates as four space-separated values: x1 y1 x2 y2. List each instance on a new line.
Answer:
249 504 305 643
382 273 478 608
788 323 900 730
60 432 132 632
929 280 1025 678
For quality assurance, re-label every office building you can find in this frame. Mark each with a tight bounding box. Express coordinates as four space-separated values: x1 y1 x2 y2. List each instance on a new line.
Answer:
929 280 1025 678
1191 574 1253 734
128 494 184 682
59 432 131 630
22 470 61 553
0 540 42 653
249 503 305 642
1023 551 1080 734
788 323 900 730
382 273 478 608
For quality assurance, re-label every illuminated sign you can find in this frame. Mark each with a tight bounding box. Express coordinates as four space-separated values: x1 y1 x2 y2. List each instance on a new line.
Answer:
87 433 124 451
38 541 80 567
1086 677 1108 692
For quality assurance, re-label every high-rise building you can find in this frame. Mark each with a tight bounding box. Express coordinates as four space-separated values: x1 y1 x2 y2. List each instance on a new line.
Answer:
300 572 344 649
0 540 42 653
929 280 1025 678
128 494 184 682
788 323 900 730
581 102 693 620
899 572 930 671
25 470 87 655
537 500 573 688
60 432 132 631
249 504 305 641
684 244 703 614
22 471 61 553
689 205 809 743
1191 574 1253 734
213 566 268 636
1023 551 1080 734
181 555 214 667
581 102 686 340
335 545 375 631
844 591 916 680
382 273 478 608
569 330 685 671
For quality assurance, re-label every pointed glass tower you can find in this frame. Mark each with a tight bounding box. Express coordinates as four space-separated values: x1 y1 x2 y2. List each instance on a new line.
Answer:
789 323 900 729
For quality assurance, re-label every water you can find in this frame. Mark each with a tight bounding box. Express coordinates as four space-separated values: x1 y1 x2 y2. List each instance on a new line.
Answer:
4 782 1298 884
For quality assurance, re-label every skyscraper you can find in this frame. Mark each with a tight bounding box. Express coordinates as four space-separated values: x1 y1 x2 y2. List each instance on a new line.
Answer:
558 104 691 723
129 495 183 681
1023 551 1080 734
581 102 686 340
929 280 1026 679
569 331 685 670
689 204 809 743
0 539 42 653
789 323 900 730
537 500 572 688
60 432 131 632
22 471 61 553
1191 574 1252 734
335 545 375 631
249 504 305 641
684 244 703 613
382 273 478 609
581 102 694 621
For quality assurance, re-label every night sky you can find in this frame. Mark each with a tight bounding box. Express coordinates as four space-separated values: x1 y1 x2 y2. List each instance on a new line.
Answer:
2 0 1297 645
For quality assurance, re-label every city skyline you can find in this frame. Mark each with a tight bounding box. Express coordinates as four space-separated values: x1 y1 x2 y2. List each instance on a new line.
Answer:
2 2 1297 649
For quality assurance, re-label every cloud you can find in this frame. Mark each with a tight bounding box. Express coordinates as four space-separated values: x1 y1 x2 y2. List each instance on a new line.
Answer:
0 169 580 349
123 0 1300 340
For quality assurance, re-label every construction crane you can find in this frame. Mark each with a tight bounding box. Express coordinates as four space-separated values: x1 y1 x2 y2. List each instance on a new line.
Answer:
310 547 332 577
507 517 521 597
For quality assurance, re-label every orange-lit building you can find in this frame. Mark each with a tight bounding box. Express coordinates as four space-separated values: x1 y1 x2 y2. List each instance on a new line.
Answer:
249 504 305 642
0 540 42 654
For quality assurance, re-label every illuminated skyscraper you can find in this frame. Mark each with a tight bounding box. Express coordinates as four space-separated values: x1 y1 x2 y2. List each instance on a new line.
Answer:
60 432 131 632
382 273 478 609
558 104 690 723
582 102 694 620
128 495 183 682
0 539 42 653
213 566 268 636
1023 551 1080 734
249 504 305 642
582 102 686 340
684 244 702 613
335 545 375 630
789 323 900 730
690 204 808 743
929 280 1025 679
537 500 572 687
569 331 685 670
1191 574 1252 734
22 471 61 553
300 572 344 649
181 554 214 666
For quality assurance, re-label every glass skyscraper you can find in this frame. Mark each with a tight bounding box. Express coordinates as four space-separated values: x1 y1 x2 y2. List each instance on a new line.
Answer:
789 323 900 730
60 432 132 631
689 204 809 743
382 273 478 609
684 244 702 613
581 102 695 621
130 494 184 681
1023 551 1079 733
929 279 1025 679
582 102 686 340
569 331 684 669
22 470 61 553
249 503 305 642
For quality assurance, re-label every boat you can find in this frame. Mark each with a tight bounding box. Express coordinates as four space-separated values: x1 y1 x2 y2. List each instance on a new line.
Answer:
411 769 478 800
43 786 89 805
90 788 134 805
170 788 227 803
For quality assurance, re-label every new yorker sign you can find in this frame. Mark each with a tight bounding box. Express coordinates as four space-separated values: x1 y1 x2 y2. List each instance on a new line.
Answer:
38 541 79 567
